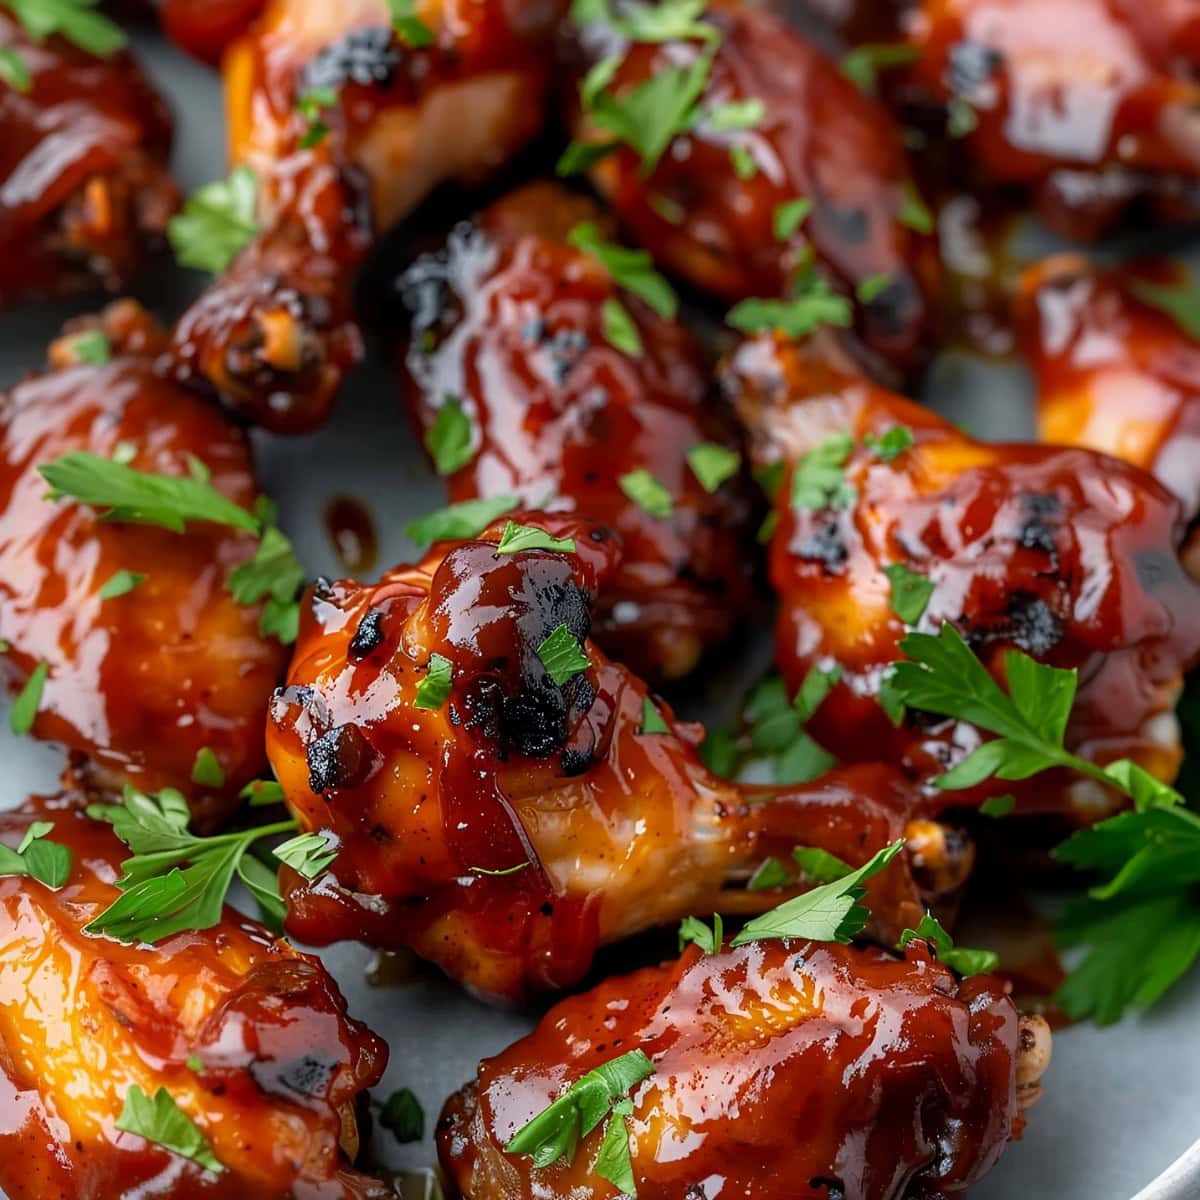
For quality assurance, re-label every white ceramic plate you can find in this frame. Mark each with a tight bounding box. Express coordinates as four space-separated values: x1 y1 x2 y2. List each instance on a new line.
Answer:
1 27 1198 1200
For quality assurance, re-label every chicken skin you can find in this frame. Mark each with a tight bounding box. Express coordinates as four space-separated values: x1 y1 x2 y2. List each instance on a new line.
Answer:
0 9 179 307
720 332 1200 820
169 0 563 432
158 0 267 63
1016 256 1200 565
566 0 940 374
266 511 971 1003
0 302 288 827
395 183 757 682
439 938 1052 1199
0 795 389 1200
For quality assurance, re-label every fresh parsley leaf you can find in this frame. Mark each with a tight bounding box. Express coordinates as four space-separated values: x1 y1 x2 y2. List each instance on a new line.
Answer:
593 1098 638 1195
640 697 669 735
856 273 893 304
186 1055 204 1073
68 329 111 365
791 845 853 884
495 521 576 557
747 857 790 890
40 452 260 534
743 673 838 784
581 54 622 107
190 747 225 789
6 0 126 57
576 0 714 44
537 625 590 687
240 779 286 806
729 143 756 179
773 197 812 241
699 726 738 777
404 495 519 550
775 731 836 783
9 660 48 735
0 821 72 888
840 42 921 95
1130 279 1200 340
730 839 904 946
619 468 673 518
425 395 474 475
883 562 934 625
705 97 764 132
863 425 913 461
792 663 843 723
567 222 677 318
297 86 337 148
946 96 978 138
727 279 853 340
388 0 435 46
98 569 145 600
602 297 643 356
790 431 855 510
274 831 337 880
678 912 723 953
876 665 906 726
979 794 1015 818
897 179 934 235
236 852 286 929
898 911 999 976
381 1088 425 1142
0 46 31 92
557 139 618 176
116 1086 223 1174
226 524 304 643
686 443 740 493
168 166 259 275
649 192 686 224
414 652 453 710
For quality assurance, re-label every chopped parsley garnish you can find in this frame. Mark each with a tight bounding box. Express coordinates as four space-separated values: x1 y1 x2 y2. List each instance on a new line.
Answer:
0 47 31 92
729 143 757 179
743 672 838 785
773 197 812 241
425 395 474 475
98 569 144 600
678 912 723 953
116 1086 223 1175
979 794 1015 818
1130 279 1200 340
946 96 978 138
883 562 934 625
897 179 934 235
730 839 904 946
602 297 643 356
640 697 669 734
186 1055 204 1073
686 443 740 493
168 166 259 275
227 524 305 644
68 329 111 365
726 276 853 340
240 779 286 806
297 86 338 148
898 911 998 976
567 222 677 318
380 1088 425 1143
537 624 590 687
619 468 673 518
792 845 853 884
793 662 843 723
273 831 337 880
495 521 576 556
705 97 764 131
84 786 300 944
414 652 453 710
790 431 855 510
7 0 126 57
863 425 913 461
839 42 921 95
747 857 790 891
856 273 893 303
505 1048 653 1196
404 495 519 550
9 660 48 736
388 0 435 46
0 821 72 889
190 747 225 789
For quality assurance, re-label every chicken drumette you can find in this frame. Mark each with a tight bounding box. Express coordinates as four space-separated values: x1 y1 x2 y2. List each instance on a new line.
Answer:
0 8 179 306
266 513 972 1002
720 331 1200 819
157 0 267 63
0 796 388 1200
439 937 1051 1199
170 0 563 431
0 302 288 827
565 0 941 374
395 182 756 682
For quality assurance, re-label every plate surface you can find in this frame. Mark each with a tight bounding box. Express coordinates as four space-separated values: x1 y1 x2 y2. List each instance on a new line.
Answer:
1 26 1198 1200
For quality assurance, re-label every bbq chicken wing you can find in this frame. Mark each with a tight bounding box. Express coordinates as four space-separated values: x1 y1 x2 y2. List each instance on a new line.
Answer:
158 0 267 63
266 512 971 1003
0 795 389 1200
0 9 179 307
169 0 562 432
395 182 757 682
720 332 1200 820
1016 256 1200 566
565 0 940 374
439 938 1051 1199
0 301 288 828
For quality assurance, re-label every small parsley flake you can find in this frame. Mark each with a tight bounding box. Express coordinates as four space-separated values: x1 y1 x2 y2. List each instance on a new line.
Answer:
619 468 673 518
537 624 590 687
414 652 453 710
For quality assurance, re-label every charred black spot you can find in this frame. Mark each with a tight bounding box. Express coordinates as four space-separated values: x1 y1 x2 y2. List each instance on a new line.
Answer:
818 202 870 245
349 608 385 659
566 676 597 724
541 327 591 385
524 575 591 648
1018 492 1060 555
797 520 848 570
252 1054 335 1101
1008 593 1063 655
302 26 399 92
307 724 375 794
561 745 595 775
810 1179 846 1200
501 682 569 758
862 272 921 337
458 677 503 741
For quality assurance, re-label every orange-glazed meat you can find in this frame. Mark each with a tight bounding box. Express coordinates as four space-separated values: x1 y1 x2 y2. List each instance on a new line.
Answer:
0 10 179 306
159 0 267 63
266 512 972 1003
0 302 288 828
0 796 389 1200
1016 256 1200 558
720 332 1200 820
439 938 1052 1199
567 0 941 374
395 183 757 682
169 0 562 432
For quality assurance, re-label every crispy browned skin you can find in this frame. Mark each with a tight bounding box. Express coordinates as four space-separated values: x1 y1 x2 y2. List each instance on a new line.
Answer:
159 0 267 63
395 182 757 682
266 512 971 1003
567 0 941 374
1016 256 1200 547
168 0 562 432
0 11 179 307
439 938 1051 1199
0 302 288 827
720 332 1200 820
0 796 389 1200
